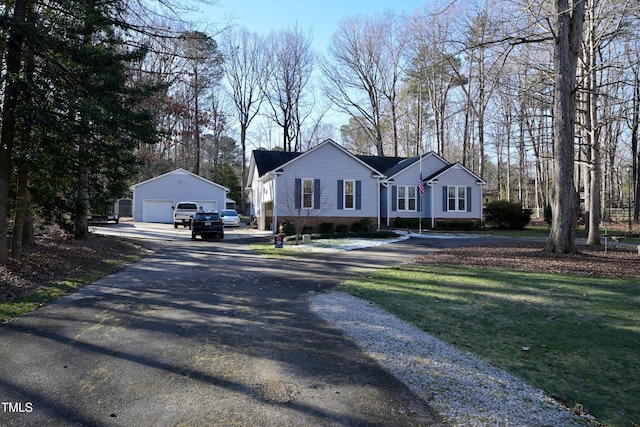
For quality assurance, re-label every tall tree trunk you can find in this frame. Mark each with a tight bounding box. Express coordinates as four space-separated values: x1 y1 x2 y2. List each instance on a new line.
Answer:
74 139 90 239
0 0 28 264
546 0 585 254
462 94 471 167
632 72 640 222
584 1 601 245
11 163 28 259
194 64 200 175
240 125 248 215
11 26 35 260
22 190 35 247
518 119 526 205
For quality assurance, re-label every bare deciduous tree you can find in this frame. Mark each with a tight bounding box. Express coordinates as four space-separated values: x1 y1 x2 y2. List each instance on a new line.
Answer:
221 27 268 211
405 2 465 158
321 15 388 156
263 25 314 152
546 0 585 254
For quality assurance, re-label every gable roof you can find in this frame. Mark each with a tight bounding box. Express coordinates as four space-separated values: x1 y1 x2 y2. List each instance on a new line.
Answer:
130 168 229 192
424 163 487 184
252 150 302 176
248 140 485 185
251 139 385 178
384 156 420 177
384 152 450 178
356 155 406 175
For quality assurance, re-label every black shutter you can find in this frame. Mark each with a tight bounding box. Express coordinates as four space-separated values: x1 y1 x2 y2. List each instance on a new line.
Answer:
391 186 397 212
295 179 301 209
442 186 448 212
314 179 321 209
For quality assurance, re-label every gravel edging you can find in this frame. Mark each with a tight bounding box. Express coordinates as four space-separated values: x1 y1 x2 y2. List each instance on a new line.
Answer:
309 291 596 427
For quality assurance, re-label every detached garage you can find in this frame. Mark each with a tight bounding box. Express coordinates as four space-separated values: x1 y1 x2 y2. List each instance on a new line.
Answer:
130 168 229 223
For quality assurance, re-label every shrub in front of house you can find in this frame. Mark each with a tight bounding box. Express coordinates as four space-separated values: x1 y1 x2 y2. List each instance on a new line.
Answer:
352 218 372 233
394 217 417 229
315 230 400 239
336 224 348 233
437 220 485 231
484 200 532 229
280 220 296 236
319 222 334 234
393 217 435 229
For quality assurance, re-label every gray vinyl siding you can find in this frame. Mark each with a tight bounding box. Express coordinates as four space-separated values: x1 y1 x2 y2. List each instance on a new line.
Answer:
275 143 379 218
430 167 483 219
387 161 437 219
418 155 449 176
131 170 227 222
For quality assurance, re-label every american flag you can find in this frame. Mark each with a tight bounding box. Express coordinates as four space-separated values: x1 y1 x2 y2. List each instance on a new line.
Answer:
418 172 424 197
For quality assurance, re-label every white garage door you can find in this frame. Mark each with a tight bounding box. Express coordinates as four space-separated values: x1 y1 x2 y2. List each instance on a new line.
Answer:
193 200 217 212
143 199 174 223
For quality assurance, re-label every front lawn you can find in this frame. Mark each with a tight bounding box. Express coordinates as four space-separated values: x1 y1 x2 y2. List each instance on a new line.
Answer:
338 264 640 427
250 235 405 256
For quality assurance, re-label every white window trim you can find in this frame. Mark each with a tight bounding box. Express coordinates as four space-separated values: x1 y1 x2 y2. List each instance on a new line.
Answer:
302 178 314 209
343 179 355 210
448 186 466 212
397 185 418 212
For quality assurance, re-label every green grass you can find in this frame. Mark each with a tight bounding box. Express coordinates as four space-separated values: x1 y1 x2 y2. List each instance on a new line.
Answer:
338 264 640 427
0 254 143 321
250 235 400 257
250 241 318 258
488 225 551 238
488 225 640 246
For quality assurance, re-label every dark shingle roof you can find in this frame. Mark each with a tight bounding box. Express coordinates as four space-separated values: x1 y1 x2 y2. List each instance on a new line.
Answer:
384 156 421 177
252 146 458 181
356 155 407 175
253 150 302 177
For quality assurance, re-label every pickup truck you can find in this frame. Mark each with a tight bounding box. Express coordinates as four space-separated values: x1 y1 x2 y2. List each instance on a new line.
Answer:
173 201 200 229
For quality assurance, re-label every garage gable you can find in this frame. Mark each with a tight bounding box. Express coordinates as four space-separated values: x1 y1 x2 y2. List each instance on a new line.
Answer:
130 169 229 223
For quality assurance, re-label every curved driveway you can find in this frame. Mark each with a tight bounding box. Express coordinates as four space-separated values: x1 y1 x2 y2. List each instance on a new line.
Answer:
0 226 496 426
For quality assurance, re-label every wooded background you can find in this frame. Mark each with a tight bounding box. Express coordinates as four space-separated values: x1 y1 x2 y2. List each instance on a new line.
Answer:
1 0 638 263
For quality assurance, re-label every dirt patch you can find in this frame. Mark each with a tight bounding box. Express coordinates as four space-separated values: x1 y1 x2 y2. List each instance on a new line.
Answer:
1 234 149 301
415 241 640 279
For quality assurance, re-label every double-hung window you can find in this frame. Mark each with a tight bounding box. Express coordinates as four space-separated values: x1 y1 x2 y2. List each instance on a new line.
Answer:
397 186 417 211
448 186 466 212
344 180 355 210
302 179 314 209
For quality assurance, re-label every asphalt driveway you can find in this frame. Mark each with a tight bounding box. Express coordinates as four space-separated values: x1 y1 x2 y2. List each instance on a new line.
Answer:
0 235 453 426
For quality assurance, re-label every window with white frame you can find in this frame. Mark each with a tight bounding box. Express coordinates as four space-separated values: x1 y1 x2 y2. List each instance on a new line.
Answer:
344 180 355 210
448 186 466 211
397 185 417 211
303 179 314 209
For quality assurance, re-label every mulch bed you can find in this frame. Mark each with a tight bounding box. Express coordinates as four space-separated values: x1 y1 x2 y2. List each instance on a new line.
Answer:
415 241 640 279
1 235 146 301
